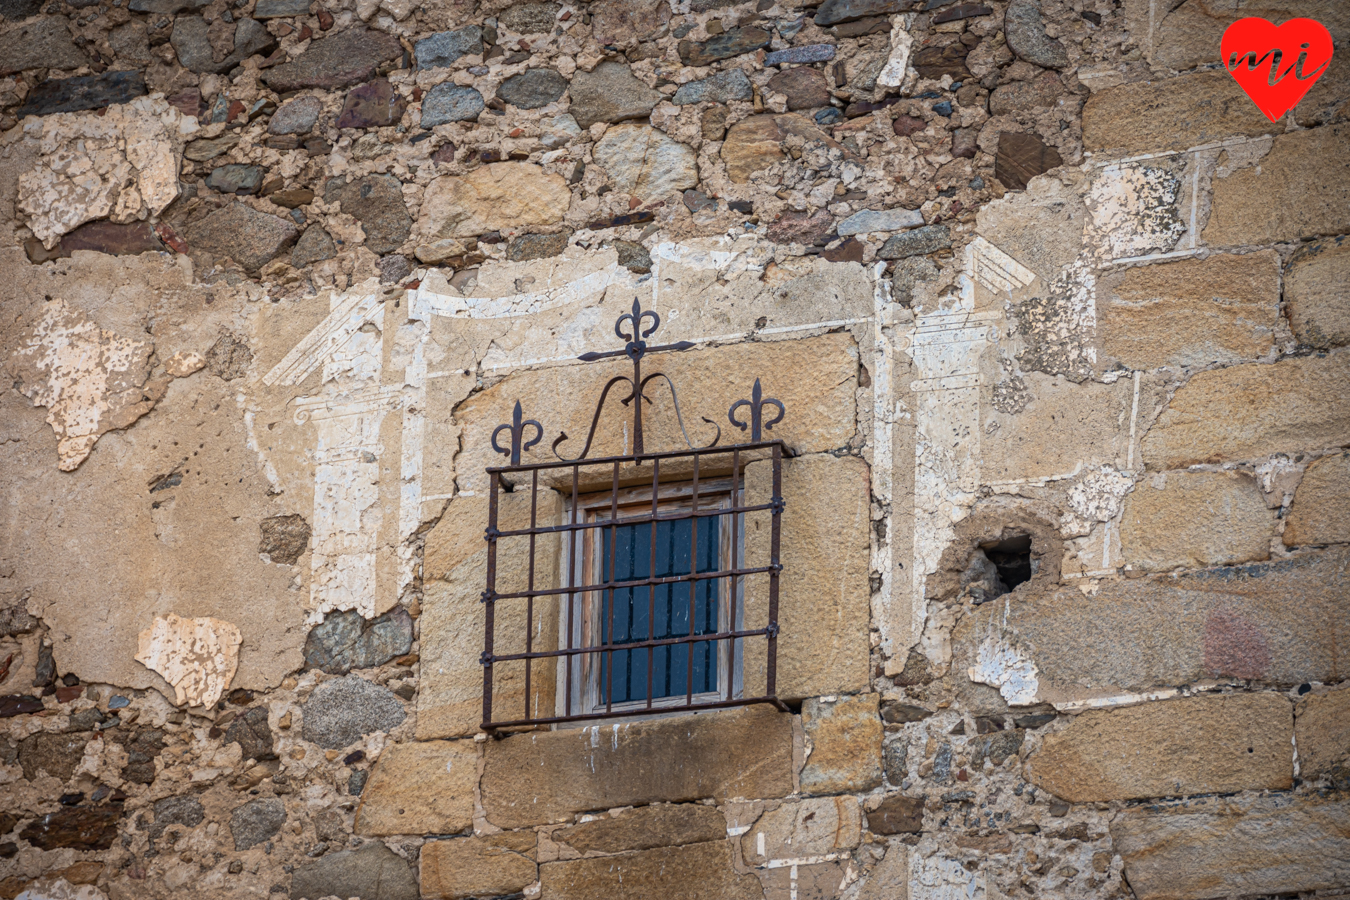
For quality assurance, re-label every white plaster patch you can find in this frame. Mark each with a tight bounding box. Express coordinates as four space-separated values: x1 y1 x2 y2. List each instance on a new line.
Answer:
967 602 1039 706
1087 163 1186 260
16 95 192 248
966 236 1036 295
876 17 916 89
908 850 985 899
134 613 242 708
1063 465 1135 535
7 296 156 471
16 878 109 900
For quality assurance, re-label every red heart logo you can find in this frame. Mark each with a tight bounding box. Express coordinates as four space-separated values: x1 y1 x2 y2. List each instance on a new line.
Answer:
1221 17 1334 122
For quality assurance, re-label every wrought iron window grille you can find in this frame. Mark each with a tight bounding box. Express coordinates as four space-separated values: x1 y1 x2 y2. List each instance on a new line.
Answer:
480 300 789 731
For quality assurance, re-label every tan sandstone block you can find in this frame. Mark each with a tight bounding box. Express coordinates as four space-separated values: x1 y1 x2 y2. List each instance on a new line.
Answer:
1286 236 1350 350
952 547 1350 708
1120 471 1274 571
1097 251 1279 370
721 113 839 183
743 453 871 701
1026 694 1293 802
539 840 763 900
418 490 562 739
801 694 882 795
355 739 478 836
740 796 861 865
421 832 537 900
1296 683 1350 776
418 162 571 239
1112 795 1350 900
1284 452 1350 547
1140 352 1350 469
1083 71 1279 154
480 704 794 828
451 333 859 496
552 804 725 855
1204 124 1350 248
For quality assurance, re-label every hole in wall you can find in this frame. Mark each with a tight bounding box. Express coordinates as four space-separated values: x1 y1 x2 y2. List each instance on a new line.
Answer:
961 534 1036 605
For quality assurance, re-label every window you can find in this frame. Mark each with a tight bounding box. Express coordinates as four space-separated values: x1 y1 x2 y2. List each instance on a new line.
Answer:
562 479 745 717
477 300 789 731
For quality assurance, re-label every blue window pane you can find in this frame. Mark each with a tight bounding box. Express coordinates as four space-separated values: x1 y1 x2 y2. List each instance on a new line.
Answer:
600 515 720 703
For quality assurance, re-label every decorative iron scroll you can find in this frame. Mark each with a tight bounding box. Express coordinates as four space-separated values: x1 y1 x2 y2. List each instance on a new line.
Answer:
487 299 788 465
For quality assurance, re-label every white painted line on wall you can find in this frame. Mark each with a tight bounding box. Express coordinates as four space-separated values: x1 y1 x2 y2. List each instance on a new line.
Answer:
1127 370 1141 470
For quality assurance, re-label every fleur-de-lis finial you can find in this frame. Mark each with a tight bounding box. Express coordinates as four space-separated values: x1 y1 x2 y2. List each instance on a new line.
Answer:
491 401 543 466
728 378 786 443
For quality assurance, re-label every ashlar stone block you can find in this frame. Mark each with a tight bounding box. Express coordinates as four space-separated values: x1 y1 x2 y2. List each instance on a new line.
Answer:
1283 451 1350 547
800 693 882 795
1140 352 1350 469
1286 236 1350 350
420 832 537 900
1112 795 1350 900
1295 683 1350 777
480 704 794 828
1082 71 1279 154
743 453 871 701
1025 693 1293 802
354 739 478 836
550 804 725 854
740 796 861 865
1204 123 1350 248
1120 470 1274 571
1096 251 1279 370
539 840 763 900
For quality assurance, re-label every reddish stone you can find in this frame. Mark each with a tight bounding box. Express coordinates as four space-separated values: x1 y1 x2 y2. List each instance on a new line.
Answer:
994 131 1063 190
933 3 993 23
20 808 119 851
55 685 84 703
767 208 834 245
869 795 923 834
1203 607 1272 680
823 238 864 263
767 66 831 111
317 8 333 29
337 78 406 129
227 99 247 123
893 114 926 137
57 220 164 256
0 695 43 718
951 127 977 158
167 89 203 119
913 41 972 79
155 224 188 254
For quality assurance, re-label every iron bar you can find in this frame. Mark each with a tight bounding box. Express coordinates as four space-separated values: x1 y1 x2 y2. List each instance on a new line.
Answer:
486 625 778 664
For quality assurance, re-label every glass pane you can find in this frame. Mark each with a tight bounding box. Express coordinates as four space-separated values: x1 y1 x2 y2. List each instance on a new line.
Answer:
599 514 720 703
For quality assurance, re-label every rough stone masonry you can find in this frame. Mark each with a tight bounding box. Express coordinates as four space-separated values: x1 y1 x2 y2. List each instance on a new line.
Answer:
0 0 1348 897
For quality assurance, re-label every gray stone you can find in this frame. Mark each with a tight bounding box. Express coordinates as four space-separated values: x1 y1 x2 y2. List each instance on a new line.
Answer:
878 225 951 259
253 0 309 17
568 61 661 129
171 17 275 75
128 0 205 12
890 256 938 305
14 71 146 118
68 708 105 730
379 255 412 284
683 189 715 212
672 69 753 105
348 769 369 795
109 22 152 66
0 18 86 75
257 515 310 567
150 795 204 843
766 208 834 245
268 96 322 135
615 240 651 274
224 706 275 761
764 43 836 66
289 840 418 900
230 798 286 851
185 132 240 162
414 26 482 69
815 0 907 27
290 226 336 268
420 83 484 127
303 607 413 674
337 78 405 129
19 732 88 782
0 601 37 637
262 28 402 92
323 174 411 255
506 232 570 262
883 739 908 785
0 0 42 19
186 202 299 272
678 26 771 66
496 68 567 109
1005 0 1069 69
206 164 264 195
838 208 924 236
301 676 405 749
498 1 559 33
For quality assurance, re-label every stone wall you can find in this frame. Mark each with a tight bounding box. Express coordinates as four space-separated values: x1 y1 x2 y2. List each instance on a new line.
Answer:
1 0 1348 898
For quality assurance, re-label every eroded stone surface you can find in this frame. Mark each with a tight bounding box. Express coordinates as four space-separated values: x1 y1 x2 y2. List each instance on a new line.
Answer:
1120 471 1274 571
290 840 418 900
418 162 569 238
1296 684 1350 776
801 694 882 794
592 124 699 202
354 739 476 835
540 840 762 900
1284 452 1350 547
568 61 661 129
1285 236 1350 350
185 202 299 271
552 804 724 855
420 832 536 900
741 796 861 864
261 28 402 92
301 676 405 749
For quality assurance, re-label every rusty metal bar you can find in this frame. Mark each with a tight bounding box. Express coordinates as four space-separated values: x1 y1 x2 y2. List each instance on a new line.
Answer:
481 470 501 729
489 439 789 474
485 694 788 730
686 454 699 708
767 442 782 699
605 459 619 715
488 563 779 601
491 499 781 539
647 458 659 710
565 465 579 718
524 469 537 722
486 625 773 664
728 448 740 702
